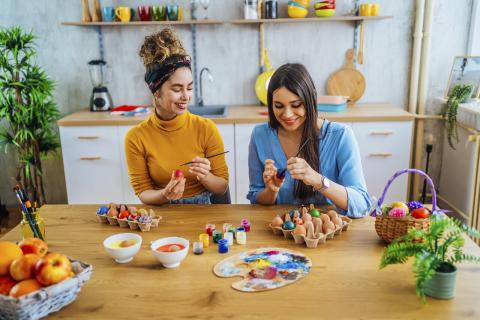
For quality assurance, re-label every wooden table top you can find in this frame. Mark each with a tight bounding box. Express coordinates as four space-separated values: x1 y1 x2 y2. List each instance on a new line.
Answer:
2 205 479 319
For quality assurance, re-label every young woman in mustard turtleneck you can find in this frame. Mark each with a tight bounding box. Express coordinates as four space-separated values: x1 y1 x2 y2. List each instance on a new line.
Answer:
125 28 228 205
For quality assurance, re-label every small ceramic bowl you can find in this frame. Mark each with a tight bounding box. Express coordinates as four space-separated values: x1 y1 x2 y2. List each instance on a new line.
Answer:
315 8 335 17
151 237 189 268
103 233 142 263
288 5 309 18
288 1 307 9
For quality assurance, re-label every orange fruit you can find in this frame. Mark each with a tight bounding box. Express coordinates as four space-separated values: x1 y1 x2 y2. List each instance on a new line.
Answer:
0 241 23 276
9 279 42 297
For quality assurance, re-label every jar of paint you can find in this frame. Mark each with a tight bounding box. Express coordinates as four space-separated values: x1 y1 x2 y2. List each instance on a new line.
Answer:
213 230 222 243
199 233 209 248
218 239 228 253
205 223 215 236
193 241 204 255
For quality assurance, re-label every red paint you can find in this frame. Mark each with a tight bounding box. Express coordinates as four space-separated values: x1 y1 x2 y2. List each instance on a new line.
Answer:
174 170 184 179
155 244 185 253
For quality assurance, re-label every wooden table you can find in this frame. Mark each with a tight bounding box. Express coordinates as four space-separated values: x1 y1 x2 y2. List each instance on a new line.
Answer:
2 205 480 319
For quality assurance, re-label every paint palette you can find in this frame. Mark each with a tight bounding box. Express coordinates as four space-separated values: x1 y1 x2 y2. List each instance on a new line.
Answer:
269 205 352 248
213 248 311 292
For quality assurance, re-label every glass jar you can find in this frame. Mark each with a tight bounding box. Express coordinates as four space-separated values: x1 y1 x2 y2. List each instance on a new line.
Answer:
20 211 46 241
244 0 258 20
264 0 278 19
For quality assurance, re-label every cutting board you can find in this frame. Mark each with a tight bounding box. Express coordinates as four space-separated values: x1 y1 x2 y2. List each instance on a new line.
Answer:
327 49 366 104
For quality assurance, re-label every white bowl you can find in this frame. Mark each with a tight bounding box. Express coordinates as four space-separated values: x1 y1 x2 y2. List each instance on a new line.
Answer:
150 237 189 268
103 233 142 263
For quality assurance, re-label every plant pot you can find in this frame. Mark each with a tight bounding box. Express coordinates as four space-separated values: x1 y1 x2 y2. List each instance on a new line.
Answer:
424 264 457 299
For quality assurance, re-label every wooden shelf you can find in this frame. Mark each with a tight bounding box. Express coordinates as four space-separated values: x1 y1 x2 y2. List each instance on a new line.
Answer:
61 20 224 26
230 16 393 24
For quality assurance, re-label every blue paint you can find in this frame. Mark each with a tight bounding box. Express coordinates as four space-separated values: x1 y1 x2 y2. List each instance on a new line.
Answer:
218 239 228 254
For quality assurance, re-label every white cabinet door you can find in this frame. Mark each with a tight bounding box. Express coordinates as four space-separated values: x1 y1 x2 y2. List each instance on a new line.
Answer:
234 124 257 204
118 126 142 204
60 126 123 204
351 121 413 204
216 124 236 203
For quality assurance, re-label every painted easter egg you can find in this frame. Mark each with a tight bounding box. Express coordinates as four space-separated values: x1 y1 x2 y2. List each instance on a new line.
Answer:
283 221 295 230
309 209 320 218
390 201 410 214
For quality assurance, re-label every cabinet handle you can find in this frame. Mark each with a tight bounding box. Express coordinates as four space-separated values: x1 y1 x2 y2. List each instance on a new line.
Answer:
370 132 393 136
369 153 393 157
80 156 101 160
78 136 99 140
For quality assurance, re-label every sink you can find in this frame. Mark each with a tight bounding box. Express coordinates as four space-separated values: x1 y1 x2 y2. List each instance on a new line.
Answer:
188 105 229 118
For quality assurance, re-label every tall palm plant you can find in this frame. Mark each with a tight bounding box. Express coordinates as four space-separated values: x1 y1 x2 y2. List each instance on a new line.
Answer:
0 26 60 206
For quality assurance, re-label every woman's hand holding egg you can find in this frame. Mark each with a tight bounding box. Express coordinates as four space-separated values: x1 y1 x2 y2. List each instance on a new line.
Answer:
286 157 322 187
263 159 284 193
188 157 211 181
163 171 186 200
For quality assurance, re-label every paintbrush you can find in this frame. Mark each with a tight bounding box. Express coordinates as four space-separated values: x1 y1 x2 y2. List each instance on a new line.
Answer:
13 187 42 239
180 151 230 166
276 138 311 179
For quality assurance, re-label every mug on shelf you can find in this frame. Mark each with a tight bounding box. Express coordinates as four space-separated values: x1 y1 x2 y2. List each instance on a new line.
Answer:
102 6 115 22
138 6 151 21
152 5 167 21
167 4 179 21
115 6 131 22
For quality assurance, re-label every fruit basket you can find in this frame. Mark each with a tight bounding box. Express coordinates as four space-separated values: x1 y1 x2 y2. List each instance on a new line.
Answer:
0 259 92 320
370 169 441 243
268 204 352 248
96 203 162 232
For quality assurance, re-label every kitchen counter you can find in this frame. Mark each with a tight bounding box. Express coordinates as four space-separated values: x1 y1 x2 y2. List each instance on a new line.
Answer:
1 204 479 319
57 103 414 126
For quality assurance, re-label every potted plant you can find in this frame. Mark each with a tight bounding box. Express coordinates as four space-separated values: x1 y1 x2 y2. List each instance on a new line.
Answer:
0 26 60 206
380 215 480 301
441 84 473 150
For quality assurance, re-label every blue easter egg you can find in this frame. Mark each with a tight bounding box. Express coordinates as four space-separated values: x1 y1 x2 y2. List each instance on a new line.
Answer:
283 221 295 230
289 210 296 218
97 206 108 215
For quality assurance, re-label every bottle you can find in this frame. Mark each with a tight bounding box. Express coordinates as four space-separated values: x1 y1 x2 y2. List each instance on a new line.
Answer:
20 211 46 241
244 0 258 20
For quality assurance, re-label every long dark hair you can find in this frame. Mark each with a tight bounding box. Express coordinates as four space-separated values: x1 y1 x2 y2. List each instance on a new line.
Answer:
267 63 320 200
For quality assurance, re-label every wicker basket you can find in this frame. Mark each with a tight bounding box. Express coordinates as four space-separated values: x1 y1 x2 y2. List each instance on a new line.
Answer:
371 169 438 243
0 259 92 320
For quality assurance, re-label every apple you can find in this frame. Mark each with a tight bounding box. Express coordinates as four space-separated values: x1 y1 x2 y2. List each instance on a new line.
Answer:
35 253 72 286
9 254 41 282
0 275 16 295
411 208 430 219
174 169 184 179
18 238 48 257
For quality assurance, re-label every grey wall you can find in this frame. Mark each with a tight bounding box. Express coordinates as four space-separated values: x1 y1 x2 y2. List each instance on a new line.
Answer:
0 0 474 206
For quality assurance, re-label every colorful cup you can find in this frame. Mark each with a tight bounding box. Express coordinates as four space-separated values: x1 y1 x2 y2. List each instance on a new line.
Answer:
152 5 167 21
218 239 228 254
212 230 222 243
115 7 131 22
167 4 179 21
224 232 234 246
236 231 247 245
359 3 370 16
370 3 379 16
138 6 151 21
102 7 115 22
193 241 204 255
205 223 215 236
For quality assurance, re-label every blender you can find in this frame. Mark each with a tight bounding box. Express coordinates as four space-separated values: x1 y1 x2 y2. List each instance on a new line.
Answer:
88 59 113 112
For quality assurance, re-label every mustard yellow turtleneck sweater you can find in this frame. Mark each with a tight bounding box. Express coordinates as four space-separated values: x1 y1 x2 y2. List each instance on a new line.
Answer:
125 111 229 198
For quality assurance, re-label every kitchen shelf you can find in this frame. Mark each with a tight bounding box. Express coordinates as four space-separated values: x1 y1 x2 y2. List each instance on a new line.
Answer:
61 20 223 26
230 16 393 24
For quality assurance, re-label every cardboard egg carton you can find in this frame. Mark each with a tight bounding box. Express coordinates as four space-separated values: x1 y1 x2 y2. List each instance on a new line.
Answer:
96 204 162 232
269 205 352 248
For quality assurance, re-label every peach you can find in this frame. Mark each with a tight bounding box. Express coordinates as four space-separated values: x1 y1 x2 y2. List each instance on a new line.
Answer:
0 241 23 276
9 279 42 297
9 254 41 282
0 275 16 295
18 238 48 257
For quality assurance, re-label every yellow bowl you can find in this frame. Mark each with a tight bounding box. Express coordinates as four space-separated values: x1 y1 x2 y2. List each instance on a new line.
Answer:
315 8 335 17
288 5 309 18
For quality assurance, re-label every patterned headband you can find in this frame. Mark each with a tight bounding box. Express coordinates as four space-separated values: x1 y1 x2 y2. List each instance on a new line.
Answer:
145 56 191 94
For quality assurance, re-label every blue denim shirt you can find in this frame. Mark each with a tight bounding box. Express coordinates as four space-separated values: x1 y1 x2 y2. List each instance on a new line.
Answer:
247 121 371 218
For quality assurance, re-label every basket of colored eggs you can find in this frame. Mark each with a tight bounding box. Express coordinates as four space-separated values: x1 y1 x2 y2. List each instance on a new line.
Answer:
288 0 310 18
269 204 352 248
314 0 335 17
96 203 162 232
371 169 440 243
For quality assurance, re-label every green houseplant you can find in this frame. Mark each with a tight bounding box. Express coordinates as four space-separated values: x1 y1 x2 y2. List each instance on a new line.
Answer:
441 84 473 150
380 215 480 300
0 26 60 206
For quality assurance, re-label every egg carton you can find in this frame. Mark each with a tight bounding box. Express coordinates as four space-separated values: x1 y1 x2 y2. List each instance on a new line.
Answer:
97 214 161 232
96 205 162 232
268 207 352 248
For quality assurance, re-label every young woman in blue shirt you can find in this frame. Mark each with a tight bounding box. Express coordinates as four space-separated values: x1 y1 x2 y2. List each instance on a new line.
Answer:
247 63 371 217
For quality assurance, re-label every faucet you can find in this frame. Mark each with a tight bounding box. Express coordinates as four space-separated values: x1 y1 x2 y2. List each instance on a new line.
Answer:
198 67 213 107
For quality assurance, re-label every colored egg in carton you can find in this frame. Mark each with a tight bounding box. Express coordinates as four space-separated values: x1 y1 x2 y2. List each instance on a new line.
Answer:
269 204 352 248
96 203 162 232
